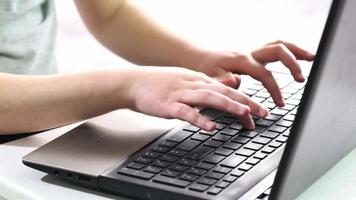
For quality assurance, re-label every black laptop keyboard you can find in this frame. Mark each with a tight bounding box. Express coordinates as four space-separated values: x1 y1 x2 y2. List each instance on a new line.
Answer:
117 74 305 197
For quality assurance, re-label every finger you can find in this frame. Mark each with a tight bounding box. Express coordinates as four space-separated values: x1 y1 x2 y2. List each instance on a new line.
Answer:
214 56 285 107
258 70 285 107
215 72 240 88
252 44 305 82
268 40 315 61
192 83 268 118
169 103 216 131
177 90 255 129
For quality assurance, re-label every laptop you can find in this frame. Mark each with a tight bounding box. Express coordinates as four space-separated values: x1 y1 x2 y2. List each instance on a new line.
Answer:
22 0 356 199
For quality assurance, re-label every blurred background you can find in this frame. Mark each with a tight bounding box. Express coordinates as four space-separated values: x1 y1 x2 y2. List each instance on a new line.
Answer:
55 0 332 73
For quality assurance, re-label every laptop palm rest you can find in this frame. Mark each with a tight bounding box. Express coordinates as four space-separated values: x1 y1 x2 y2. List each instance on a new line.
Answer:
23 110 182 186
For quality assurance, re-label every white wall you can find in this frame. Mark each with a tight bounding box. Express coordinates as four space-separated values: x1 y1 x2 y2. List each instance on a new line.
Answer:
55 0 332 73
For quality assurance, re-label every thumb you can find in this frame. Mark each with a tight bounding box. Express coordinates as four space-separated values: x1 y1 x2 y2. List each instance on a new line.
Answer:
216 72 241 89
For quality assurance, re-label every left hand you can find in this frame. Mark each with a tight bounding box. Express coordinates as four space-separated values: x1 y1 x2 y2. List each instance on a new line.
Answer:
192 40 315 107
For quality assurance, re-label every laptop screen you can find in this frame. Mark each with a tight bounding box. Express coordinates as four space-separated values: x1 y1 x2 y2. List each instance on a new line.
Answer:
271 0 356 199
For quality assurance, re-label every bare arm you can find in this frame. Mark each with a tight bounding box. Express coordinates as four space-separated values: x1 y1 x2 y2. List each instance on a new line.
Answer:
0 70 132 135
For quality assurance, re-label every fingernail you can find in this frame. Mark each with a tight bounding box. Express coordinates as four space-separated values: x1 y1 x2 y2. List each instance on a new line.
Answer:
205 121 215 130
259 107 269 117
279 99 285 107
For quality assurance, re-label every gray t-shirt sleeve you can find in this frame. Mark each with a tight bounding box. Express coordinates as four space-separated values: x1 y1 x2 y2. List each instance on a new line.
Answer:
0 0 57 75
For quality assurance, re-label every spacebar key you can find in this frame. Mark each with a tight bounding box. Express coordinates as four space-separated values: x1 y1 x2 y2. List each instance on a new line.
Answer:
153 175 190 188
118 167 154 180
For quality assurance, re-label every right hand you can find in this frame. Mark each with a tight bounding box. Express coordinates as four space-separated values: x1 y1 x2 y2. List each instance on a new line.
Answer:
125 67 268 131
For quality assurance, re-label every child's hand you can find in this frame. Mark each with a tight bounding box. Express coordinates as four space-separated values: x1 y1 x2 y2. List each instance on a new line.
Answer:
191 40 315 107
126 67 268 131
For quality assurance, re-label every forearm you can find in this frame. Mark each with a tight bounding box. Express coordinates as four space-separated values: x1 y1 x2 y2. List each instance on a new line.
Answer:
0 70 133 135
75 0 204 69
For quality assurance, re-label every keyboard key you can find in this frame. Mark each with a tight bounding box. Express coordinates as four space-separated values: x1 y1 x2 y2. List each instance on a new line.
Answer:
215 123 227 130
204 154 225 164
251 96 266 103
199 129 219 136
269 125 287 133
255 119 274 127
205 171 225 180
170 164 189 172
143 151 161 159
223 142 242 150
200 108 223 120
118 168 154 180
239 130 258 138
213 166 232 174
161 169 180 178
177 139 201 151
255 91 270 98
216 116 235 125
207 187 223 195
196 162 214 170
282 87 299 94
135 157 153 164
285 98 300 106
231 169 245 177
198 177 217 186
160 154 179 162
261 146 275 154
214 147 234 156
253 152 268 160
177 158 196 166
143 166 162 174
279 104 295 111
180 173 199 182
153 175 190 188
265 114 282 121
254 125 267 133
260 131 280 139
183 125 200 132
167 131 193 143
152 146 170 153
186 146 214 160
191 133 210 142
215 181 230 188
235 148 255 157
252 136 272 145
283 114 295 121
189 183 209 192
220 128 239 136
220 155 246 168
187 167 206 176
230 123 243 130
269 141 283 148
238 163 253 171
168 149 187 157
246 157 261 165
271 108 289 116
276 135 288 143
231 136 250 144
204 140 223 148
212 134 231 142
244 143 264 151
159 141 178 148
127 162 146 170
223 175 237 183
152 160 170 168
244 88 258 96
276 120 293 127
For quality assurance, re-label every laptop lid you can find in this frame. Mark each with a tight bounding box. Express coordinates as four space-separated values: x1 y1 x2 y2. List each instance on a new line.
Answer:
270 0 356 199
